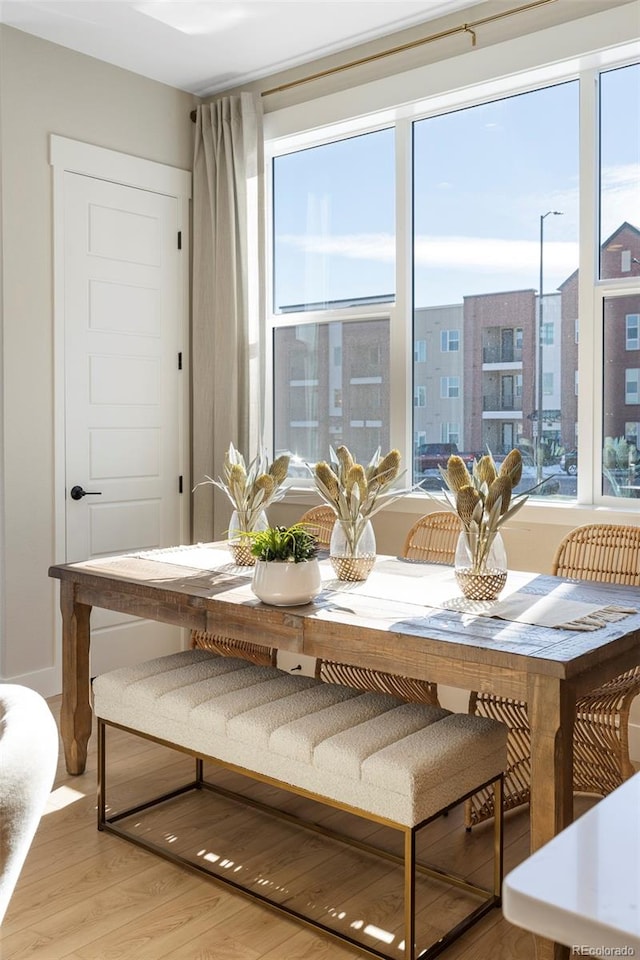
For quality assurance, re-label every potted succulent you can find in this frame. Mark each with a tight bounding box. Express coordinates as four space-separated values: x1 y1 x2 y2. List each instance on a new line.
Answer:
250 524 322 606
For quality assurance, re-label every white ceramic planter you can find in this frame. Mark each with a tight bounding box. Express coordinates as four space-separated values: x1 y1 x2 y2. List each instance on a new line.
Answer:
251 558 322 606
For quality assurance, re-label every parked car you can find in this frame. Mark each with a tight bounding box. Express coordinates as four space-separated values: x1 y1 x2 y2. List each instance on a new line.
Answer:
560 450 577 475
414 443 475 475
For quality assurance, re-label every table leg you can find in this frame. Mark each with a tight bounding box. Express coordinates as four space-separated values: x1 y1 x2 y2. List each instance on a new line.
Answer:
527 673 575 960
60 580 92 775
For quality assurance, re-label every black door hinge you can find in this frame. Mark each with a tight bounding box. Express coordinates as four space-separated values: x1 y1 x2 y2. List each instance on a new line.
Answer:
177 231 182 250
178 352 182 370
179 475 183 494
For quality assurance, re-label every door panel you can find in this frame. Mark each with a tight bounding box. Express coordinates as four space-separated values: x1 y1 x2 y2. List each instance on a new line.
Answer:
63 171 184 672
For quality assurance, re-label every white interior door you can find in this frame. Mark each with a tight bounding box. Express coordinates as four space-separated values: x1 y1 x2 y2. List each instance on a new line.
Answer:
63 170 186 674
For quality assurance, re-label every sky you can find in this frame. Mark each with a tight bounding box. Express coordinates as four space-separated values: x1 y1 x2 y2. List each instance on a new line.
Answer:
273 63 640 311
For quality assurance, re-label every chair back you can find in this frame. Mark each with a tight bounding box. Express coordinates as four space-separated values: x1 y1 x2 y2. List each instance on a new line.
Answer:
298 506 336 548
402 511 462 564
552 523 640 586
0 685 58 924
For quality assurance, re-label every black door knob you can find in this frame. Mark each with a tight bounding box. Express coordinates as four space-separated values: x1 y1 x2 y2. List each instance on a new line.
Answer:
70 485 103 501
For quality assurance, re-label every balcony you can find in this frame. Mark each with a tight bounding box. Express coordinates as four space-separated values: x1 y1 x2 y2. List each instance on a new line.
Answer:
482 346 523 364
483 395 523 413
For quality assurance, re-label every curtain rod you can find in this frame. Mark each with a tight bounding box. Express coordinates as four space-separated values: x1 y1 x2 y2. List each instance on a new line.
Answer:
191 0 557 121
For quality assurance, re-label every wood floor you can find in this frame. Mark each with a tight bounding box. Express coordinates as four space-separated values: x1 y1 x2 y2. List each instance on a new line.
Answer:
1 696 597 960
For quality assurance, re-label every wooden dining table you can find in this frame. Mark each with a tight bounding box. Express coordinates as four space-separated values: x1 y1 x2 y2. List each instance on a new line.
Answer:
49 543 640 960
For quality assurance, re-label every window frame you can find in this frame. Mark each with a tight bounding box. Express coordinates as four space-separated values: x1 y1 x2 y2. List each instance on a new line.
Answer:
625 368 640 404
440 376 460 399
440 329 460 353
264 14 640 523
414 385 427 407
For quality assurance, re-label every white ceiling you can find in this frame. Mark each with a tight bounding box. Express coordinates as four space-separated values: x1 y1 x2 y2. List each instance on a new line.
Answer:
0 0 482 96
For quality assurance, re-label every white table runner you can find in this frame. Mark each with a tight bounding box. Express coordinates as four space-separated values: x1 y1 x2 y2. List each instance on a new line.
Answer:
136 546 636 630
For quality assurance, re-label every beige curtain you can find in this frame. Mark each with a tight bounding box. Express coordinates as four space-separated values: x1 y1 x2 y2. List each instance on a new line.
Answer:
192 94 264 541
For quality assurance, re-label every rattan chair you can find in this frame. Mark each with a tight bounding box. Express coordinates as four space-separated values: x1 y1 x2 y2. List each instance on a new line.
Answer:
466 522 640 828
298 505 336 547
402 510 462 564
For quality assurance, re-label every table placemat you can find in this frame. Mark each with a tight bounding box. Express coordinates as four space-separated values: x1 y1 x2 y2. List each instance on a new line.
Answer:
136 543 254 577
332 560 637 630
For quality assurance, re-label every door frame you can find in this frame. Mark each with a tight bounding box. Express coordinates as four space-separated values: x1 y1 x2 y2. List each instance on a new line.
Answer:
50 135 191 621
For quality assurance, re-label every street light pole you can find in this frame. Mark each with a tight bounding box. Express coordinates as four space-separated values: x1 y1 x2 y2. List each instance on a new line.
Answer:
536 210 563 483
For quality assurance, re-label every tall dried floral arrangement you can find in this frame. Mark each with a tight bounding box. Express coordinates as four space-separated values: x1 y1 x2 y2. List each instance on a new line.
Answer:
313 445 404 555
439 449 528 572
195 444 290 535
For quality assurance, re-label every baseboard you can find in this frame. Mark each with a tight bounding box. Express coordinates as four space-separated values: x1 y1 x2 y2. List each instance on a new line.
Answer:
0 663 62 699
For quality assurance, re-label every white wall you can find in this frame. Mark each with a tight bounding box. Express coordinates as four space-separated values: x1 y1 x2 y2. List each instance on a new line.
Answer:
0 25 196 692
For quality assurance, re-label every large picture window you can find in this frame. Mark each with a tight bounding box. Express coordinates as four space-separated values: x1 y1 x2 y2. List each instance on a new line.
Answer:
268 42 640 510
413 82 578 495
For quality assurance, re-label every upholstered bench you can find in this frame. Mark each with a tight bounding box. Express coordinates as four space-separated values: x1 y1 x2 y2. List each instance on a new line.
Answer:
93 649 507 960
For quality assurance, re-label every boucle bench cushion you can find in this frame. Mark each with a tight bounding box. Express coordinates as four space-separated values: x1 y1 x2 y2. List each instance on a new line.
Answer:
93 649 507 827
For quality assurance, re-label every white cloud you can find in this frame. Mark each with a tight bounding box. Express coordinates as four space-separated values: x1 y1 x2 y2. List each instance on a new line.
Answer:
277 231 578 275
278 232 394 261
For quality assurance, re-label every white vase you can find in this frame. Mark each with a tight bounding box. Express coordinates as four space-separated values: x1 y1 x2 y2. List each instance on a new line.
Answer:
252 558 322 606
454 530 507 601
329 517 376 582
227 509 268 566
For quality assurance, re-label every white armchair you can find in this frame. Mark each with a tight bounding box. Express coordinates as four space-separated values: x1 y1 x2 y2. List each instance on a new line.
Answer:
0 684 58 924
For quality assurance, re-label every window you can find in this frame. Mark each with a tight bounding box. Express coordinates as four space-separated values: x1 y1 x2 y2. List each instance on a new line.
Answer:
413 81 578 488
625 368 640 404
515 328 523 355
602 294 640 499
440 376 459 399
272 129 395 313
541 322 555 346
414 386 426 407
272 318 390 465
600 64 640 280
440 330 460 352
268 35 640 510
440 423 460 445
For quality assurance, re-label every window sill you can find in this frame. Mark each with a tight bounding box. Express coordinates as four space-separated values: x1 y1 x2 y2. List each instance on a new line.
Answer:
283 484 640 527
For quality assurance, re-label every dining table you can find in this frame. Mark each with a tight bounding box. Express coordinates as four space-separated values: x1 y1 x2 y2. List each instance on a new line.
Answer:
49 542 640 960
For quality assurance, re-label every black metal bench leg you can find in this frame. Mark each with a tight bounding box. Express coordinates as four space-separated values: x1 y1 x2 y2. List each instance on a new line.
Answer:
404 826 416 960
493 775 504 900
